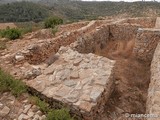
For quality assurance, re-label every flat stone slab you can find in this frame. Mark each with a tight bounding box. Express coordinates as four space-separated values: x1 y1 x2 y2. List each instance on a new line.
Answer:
27 47 115 119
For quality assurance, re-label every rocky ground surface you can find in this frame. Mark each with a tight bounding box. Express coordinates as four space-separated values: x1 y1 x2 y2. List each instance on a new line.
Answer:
0 92 46 120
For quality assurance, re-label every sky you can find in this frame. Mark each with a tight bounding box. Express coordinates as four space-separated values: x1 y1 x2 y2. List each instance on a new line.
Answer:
82 0 160 2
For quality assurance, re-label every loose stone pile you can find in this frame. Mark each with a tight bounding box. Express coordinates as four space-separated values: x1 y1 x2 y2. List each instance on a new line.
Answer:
27 47 115 120
0 92 46 120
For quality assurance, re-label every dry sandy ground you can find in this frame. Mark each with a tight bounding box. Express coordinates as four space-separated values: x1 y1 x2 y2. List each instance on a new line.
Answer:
0 23 17 29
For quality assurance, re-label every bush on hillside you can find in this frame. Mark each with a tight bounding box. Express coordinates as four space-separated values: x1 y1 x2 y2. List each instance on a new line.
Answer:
29 96 73 120
46 108 73 120
0 28 21 40
44 17 63 28
0 68 27 97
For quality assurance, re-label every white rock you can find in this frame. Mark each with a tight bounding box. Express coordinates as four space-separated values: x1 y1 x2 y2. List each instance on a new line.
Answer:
15 54 25 61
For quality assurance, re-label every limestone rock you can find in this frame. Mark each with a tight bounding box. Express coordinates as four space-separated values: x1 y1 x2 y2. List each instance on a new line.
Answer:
24 68 41 79
15 54 25 62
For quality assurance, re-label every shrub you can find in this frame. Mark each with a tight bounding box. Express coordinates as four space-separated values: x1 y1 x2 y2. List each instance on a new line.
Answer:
44 17 63 28
5 28 21 40
0 28 21 40
46 108 73 120
52 27 58 36
10 79 27 97
29 96 49 113
0 68 27 97
29 96 73 120
0 30 7 38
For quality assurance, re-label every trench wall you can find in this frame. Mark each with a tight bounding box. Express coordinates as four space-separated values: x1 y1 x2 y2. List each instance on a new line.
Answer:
71 24 139 54
119 17 156 28
133 29 160 62
14 18 156 65
146 43 160 119
13 21 99 64
128 18 156 28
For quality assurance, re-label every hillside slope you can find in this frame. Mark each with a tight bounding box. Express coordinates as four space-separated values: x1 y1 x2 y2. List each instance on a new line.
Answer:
48 1 160 20
0 1 160 22
0 0 40 4
0 2 49 22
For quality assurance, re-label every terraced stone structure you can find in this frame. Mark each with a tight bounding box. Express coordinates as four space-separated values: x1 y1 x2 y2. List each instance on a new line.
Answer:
1 17 160 120
27 47 115 119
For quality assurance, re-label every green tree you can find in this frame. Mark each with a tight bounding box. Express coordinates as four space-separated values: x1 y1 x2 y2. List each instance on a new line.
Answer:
0 28 21 40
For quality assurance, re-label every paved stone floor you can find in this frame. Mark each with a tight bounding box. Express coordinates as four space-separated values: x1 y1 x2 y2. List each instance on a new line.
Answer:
27 47 115 119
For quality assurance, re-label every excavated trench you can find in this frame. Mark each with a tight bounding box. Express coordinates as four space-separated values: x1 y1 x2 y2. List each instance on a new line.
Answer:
7 18 158 120
97 40 151 120
71 23 152 119
1 17 160 120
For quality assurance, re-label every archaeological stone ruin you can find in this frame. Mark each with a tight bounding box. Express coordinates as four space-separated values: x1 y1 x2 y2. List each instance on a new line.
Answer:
0 17 160 120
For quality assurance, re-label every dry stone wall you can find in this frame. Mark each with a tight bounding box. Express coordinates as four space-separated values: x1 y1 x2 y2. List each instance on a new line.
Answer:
127 17 156 28
13 21 99 64
146 43 160 120
118 17 156 28
133 28 160 62
71 24 109 53
71 23 139 54
109 24 139 41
